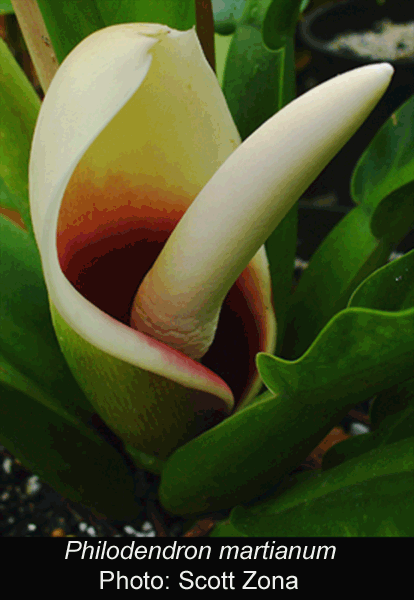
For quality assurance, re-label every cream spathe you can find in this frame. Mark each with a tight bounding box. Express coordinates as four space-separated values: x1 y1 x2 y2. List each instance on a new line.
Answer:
29 24 276 458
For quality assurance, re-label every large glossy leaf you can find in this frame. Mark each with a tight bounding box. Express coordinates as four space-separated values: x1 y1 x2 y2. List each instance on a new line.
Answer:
266 203 298 355
214 33 233 86
322 380 414 472
0 214 93 421
0 30 139 519
212 0 308 36
229 437 414 536
321 249 414 470
0 37 40 236
0 213 141 518
322 404 414 472
36 0 196 63
282 205 395 358
371 378 414 431
0 1 13 14
210 520 246 536
282 95 414 359
350 247 414 431
160 260 414 515
223 0 302 140
351 95 414 212
0 176 18 212
212 0 245 35
321 433 379 472
349 246 414 312
0 379 141 521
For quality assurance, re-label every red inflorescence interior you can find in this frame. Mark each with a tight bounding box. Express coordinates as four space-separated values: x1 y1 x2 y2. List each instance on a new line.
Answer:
58 215 260 405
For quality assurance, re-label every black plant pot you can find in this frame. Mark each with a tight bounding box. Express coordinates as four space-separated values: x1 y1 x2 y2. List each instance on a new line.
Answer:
298 0 414 206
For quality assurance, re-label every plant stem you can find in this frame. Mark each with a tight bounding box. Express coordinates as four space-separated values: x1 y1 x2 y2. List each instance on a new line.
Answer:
11 0 58 92
195 0 215 73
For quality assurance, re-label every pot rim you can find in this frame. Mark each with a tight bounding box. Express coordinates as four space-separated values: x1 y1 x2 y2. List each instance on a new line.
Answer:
298 0 414 66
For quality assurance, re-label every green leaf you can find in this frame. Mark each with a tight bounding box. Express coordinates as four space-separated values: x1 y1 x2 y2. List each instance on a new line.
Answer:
349 246 414 312
348 246 414 429
36 0 196 63
370 378 414 431
223 30 285 139
212 0 245 35
282 206 394 358
0 215 93 421
0 215 141 518
0 37 40 236
351 95 414 213
0 175 18 212
349 247 414 429
223 0 302 140
124 444 165 476
322 381 414 471
230 437 414 536
282 95 414 359
160 390 288 516
320 250 414 470
0 380 141 521
0 21 140 520
214 32 233 87
321 433 377 471
0 1 13 15
260 308 414 416
209 519 246 536
160 292 414 516
266 206 298 353
96 0 195 29
212 0 308 36
323 401 414 471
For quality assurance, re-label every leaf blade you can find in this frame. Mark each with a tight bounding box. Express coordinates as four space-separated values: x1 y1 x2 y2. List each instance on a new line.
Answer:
231 437 414 536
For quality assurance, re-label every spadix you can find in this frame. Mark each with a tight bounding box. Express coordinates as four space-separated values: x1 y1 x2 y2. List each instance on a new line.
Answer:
131 62 394 360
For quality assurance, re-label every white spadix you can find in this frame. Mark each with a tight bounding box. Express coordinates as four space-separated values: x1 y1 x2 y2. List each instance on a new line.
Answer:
131 63 394 360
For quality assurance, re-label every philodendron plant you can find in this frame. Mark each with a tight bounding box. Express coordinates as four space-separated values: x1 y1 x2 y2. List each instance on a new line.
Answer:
1 0 413 536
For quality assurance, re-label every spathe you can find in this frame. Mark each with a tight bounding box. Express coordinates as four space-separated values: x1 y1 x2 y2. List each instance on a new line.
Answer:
29 24 276 459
